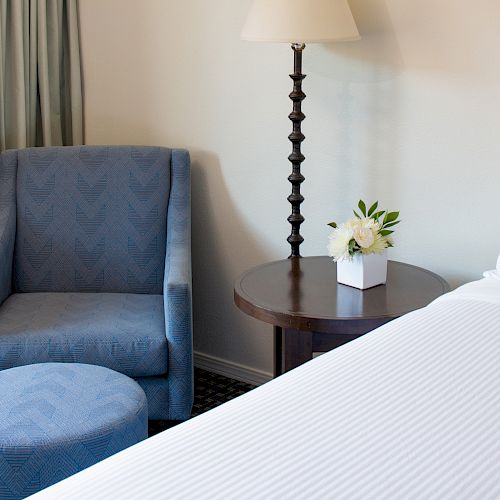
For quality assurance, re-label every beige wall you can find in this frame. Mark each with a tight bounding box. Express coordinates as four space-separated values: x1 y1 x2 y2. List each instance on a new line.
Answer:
79 0 500 378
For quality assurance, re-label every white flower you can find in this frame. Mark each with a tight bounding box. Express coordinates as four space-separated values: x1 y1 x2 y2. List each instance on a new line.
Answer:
360 232 389 254
353 226 374 248
327 224 353 262
347 217 379 249
345 217 377 231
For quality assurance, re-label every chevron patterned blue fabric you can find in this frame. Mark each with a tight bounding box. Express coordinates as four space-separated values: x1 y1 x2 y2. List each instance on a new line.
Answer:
135 375 170 421
163 149 193 420
0 363 148 499
14 146 171 294
0 293 168 377
0 151 16 306
0 146 193 422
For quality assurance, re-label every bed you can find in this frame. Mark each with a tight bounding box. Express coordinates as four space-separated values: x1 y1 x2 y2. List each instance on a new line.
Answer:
33 276 500 499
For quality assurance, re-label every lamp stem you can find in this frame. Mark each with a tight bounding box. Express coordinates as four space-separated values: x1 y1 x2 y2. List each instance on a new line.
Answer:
287 43 306 258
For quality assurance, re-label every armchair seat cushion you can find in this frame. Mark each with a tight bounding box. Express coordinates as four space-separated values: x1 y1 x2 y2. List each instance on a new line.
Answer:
0 292 167 377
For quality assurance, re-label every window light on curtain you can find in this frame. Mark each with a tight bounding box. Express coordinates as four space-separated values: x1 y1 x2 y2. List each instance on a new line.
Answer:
0 0 83 151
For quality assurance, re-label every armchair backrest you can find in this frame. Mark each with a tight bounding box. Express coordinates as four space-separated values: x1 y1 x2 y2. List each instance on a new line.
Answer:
13 146 171 294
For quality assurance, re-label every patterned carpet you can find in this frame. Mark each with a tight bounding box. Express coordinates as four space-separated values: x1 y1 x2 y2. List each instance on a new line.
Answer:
149 368 256 436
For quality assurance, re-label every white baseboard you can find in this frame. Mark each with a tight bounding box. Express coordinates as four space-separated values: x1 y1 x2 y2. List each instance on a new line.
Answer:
194 351 272 386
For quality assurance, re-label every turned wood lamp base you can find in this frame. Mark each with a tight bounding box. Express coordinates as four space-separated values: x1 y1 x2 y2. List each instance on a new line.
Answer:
287 43 306 258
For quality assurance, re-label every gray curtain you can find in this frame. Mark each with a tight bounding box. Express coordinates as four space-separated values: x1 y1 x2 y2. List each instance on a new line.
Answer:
0 0 83 151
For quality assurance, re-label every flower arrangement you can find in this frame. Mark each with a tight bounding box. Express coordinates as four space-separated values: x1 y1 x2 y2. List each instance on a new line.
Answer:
327 200 400 262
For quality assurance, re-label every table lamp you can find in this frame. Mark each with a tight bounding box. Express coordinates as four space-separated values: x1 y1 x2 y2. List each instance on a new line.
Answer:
242 0 360 258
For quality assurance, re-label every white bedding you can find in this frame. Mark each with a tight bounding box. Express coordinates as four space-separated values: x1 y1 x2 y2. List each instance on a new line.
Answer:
34 278 500 499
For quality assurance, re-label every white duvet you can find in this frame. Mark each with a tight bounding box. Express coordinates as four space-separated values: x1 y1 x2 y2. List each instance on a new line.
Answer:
33 278 500 499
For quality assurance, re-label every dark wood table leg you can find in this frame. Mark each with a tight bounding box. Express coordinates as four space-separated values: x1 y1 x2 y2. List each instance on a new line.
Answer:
283 328 313 373
273 326 283 377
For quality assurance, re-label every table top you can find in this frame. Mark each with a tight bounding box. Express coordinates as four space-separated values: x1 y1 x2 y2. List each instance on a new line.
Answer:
234 256 450 332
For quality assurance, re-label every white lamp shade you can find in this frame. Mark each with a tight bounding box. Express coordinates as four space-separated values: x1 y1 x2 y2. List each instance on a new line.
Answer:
241 0 360 44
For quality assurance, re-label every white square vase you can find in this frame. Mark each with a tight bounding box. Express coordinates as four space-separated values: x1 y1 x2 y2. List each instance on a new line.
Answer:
337 251 388 290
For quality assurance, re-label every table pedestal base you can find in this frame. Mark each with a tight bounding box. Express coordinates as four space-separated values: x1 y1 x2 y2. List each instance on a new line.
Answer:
274 327 313 377
273 325 386 377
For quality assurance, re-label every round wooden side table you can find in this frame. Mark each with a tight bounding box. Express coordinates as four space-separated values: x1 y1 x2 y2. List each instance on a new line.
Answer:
234 256 450 377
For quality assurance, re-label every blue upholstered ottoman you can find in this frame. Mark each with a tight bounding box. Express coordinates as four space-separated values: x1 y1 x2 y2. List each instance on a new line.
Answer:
0 363 148 499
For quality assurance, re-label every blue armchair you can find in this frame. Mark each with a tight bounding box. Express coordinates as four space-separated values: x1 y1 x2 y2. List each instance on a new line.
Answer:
0 146 193 420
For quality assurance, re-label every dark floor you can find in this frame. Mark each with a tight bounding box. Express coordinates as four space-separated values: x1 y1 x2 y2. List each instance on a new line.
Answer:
149 368 256 436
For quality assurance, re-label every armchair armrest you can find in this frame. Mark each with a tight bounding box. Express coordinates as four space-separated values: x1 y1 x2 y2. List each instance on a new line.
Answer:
0 151 17 306
163 149 193 420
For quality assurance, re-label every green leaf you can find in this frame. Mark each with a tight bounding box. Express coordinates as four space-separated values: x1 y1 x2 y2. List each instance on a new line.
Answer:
367 201 378 217
383 220 400 229
353 210 362 219
380 230 394 237
372 210 385 221
383 211 399 225
358 200 367 217
327 222 337 228
348 238 359 255
348 239 357 255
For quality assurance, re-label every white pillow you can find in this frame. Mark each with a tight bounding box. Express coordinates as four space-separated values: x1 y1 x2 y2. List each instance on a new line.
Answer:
483 254 500 279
